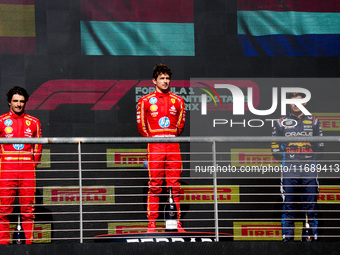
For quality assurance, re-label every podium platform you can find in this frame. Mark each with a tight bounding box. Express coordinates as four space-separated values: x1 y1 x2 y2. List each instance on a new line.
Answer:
94 232 233 243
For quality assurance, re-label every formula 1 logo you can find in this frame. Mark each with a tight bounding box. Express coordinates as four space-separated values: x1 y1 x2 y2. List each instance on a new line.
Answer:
26 80 140 110
159 117 170 128
27 79 262 112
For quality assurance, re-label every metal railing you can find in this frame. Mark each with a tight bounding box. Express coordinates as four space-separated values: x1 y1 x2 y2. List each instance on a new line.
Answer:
0 136 339 243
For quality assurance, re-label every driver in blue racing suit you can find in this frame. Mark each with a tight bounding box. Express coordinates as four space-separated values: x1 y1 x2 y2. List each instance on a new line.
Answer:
271 92 324 242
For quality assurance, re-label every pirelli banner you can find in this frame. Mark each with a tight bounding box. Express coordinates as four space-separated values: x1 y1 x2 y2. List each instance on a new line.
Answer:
179 185 239 203
40 185 238 241
43 186 115 204
230 149 280 167
233 222 303 241
318 186 340 203
106 149 147 168
42 185 238 205
108 222 164 235
314 113 340 131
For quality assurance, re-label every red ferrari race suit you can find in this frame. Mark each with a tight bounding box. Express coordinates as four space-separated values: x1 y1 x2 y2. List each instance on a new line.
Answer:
0 111 42 244
137 90 186 220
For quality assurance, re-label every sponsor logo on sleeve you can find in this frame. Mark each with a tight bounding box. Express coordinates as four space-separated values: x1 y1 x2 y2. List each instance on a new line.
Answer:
4 119 12 126
150 105 158 111
149 97 157 104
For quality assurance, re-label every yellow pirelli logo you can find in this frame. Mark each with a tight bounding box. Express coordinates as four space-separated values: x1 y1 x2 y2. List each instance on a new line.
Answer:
9 224 51 243
43 186 115 205
107 149 147 168
108 222 165 234
313 113 340 131
179 185 239 203
231 149 280 167
233 222 303 241
318 186 340 203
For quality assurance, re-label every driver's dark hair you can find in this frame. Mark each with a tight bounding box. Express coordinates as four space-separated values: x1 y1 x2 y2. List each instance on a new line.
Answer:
152 64 172 80
7 86 29 103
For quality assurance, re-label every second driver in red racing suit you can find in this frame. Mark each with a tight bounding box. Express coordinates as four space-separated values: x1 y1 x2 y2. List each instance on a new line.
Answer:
137 64 186 233
0 87 42 245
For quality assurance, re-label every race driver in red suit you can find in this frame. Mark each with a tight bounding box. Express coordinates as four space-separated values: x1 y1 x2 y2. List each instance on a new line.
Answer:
137 64 186 233
0 86 42 245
